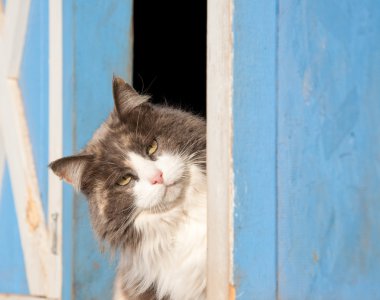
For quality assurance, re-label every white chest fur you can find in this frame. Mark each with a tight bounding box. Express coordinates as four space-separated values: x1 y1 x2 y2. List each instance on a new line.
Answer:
119 166 207 300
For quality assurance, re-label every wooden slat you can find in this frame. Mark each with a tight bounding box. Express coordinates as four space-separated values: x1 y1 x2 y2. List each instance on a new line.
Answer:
0 2 4 32
207 0 234 299
0 80 49 295
5 0 31 78
0 294 47 300
0 130 4 195
231 0 278 298
47 0 63 298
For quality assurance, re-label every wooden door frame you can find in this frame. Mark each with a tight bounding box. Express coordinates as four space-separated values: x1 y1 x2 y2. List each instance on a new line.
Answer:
207 0 234 299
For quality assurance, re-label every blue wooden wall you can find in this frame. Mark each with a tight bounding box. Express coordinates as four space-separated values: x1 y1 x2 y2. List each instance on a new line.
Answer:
62 1 133 299
233 0 380 299
2 0 380 299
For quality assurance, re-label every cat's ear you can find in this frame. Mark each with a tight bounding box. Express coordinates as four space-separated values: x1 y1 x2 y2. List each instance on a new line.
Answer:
49 154 92 191
112 76 149 119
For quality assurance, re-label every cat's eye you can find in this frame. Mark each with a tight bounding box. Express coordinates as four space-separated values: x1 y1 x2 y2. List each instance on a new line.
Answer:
116 175 132 186
147 139 158 156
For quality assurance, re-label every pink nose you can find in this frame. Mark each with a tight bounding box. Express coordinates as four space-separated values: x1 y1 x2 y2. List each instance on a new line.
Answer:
150 170 164 185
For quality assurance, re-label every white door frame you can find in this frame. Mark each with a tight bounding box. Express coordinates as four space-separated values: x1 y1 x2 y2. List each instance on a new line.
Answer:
207 0 234 299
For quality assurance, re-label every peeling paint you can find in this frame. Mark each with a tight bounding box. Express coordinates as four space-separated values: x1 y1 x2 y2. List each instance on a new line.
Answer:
229 283 236 300
312 252 319 263
26 187 40 231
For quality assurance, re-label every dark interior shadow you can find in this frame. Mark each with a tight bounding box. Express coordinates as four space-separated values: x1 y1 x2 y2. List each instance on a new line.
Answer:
133 0 206 117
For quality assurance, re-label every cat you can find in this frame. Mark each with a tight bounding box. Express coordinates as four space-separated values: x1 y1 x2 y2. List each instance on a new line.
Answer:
49 76 207 300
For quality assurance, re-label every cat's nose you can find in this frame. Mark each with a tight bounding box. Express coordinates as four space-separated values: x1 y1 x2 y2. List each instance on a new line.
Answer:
150 170 164 185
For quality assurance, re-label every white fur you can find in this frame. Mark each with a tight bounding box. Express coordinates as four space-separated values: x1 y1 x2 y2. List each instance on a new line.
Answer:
128 152 186 209
120 152 207 300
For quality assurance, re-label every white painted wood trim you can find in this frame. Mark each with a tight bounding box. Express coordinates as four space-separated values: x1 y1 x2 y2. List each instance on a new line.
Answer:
47 0 63 298
0 2 4 32
5 0 31 78
0 130 5 198
0 295 47 300
0 80 49 295
207 0 235 299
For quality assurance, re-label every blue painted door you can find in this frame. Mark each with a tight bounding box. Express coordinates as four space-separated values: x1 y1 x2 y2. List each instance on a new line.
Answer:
232 0 380 299
0 0 133 299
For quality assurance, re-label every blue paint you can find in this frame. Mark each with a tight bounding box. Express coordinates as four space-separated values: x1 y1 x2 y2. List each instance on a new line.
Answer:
63 1 133 299
19 0 49 218
233 0 380 298
233 0 278 299
277 0 380 298
0 164 29 294
62 1 75 298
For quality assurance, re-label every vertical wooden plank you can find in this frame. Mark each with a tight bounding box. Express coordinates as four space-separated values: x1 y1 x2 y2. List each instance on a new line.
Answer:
277 0 380 298
232 0 278 299
207 0 234 299
48 0 63 298
62 1 134 299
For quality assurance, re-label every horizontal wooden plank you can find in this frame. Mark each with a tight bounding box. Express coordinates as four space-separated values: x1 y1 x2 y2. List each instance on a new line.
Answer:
0 294 47 300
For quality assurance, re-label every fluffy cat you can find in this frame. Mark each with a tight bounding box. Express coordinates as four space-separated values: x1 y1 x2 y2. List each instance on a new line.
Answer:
50 77 207 300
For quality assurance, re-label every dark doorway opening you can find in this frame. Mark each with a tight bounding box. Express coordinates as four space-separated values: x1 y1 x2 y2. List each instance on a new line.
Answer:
133 1 207 117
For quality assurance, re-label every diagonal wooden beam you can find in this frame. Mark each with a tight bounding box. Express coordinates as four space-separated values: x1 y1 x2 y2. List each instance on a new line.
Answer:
0 79 49 295
3 0 31 78
0 2 4 32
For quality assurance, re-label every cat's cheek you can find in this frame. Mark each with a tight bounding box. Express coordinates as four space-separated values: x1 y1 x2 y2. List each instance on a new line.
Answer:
133 181 165 209
155 154 185 185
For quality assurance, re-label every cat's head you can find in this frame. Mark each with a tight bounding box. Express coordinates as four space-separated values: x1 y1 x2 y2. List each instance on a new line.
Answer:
49 76 206 248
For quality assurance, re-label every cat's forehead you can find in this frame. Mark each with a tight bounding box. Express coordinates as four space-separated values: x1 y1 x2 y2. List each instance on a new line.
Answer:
86 116 155 157
85 105 205 161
